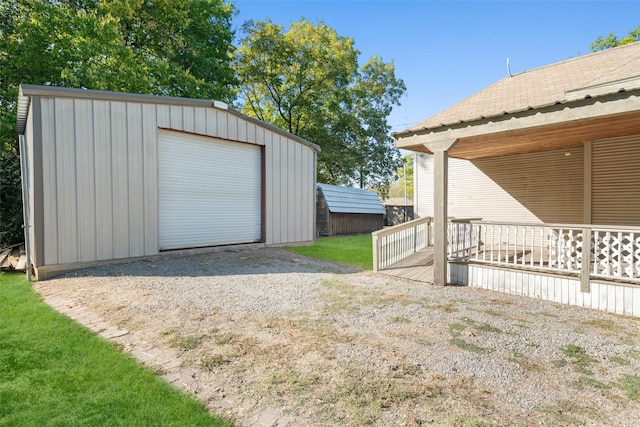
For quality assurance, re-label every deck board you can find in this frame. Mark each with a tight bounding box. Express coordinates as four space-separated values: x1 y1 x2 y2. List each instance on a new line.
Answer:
377 247 434 283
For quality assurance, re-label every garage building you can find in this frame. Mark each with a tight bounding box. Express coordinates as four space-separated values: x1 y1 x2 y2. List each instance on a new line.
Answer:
17 85 320 279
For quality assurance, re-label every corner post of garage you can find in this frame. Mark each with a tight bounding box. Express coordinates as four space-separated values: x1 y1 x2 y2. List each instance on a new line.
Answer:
425 139 458 286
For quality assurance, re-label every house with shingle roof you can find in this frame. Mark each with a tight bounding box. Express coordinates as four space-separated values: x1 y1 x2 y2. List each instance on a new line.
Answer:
374 42 640 317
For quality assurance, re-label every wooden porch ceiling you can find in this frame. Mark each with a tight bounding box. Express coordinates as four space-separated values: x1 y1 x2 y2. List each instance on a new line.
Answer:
395 91 640 160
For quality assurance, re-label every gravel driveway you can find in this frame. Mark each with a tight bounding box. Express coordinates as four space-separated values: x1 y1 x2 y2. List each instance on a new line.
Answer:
36 247 640 426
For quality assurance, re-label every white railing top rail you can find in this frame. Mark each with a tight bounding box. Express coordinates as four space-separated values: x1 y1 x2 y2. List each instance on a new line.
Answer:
454 220 640 233
372 216 432 238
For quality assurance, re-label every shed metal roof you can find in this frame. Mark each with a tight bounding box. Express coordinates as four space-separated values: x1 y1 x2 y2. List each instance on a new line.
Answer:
318 183 385 215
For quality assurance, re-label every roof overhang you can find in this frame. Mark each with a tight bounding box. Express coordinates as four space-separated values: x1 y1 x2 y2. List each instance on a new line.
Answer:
395 90 640 159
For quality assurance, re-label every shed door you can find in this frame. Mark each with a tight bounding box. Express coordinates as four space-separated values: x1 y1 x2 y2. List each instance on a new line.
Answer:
158 130 262 250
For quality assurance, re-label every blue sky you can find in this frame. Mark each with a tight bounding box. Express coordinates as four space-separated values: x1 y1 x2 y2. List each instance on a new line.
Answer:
231 0 639 133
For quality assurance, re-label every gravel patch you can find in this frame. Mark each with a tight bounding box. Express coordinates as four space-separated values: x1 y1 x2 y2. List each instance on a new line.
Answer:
38 247 640 426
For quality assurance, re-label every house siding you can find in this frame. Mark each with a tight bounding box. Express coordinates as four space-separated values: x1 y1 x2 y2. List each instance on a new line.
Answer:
591 134 640 226
414 147 584 224
450 263 640 317
28 92 317 275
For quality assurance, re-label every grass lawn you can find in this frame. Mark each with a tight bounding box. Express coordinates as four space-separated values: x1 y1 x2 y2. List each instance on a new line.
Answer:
0 272 232 427
288 234 373 270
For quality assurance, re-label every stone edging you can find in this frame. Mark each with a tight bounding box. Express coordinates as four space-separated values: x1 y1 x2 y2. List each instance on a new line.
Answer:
34 284 305 427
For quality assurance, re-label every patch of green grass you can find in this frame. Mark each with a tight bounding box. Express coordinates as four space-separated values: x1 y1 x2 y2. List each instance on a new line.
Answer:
573 366 594 376
393 363 422 376
213 333 237 346
288 234 372 269
253 364 323 406
449 338 495 354
618 375 640 401
390 316 411 324
609 356 631 366
475 323 502 334
540 400 598 426
431 301 459 313
324 367 431 424
551 359 568 368
571 376 611 391
483 309 506 318
560 344 598 374
200 354 229 371
178 335 202 351
0 272 230 426
461 317 502 334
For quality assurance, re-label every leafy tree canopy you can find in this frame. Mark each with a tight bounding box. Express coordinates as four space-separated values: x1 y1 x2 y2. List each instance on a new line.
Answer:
387 154 414 200
0 0 237 246
235 18 406 193
590 25 640 52
0 0 237 153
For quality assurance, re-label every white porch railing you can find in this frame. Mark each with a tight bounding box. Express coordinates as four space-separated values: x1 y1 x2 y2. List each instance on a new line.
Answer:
448 221 640 286
372 217 432 272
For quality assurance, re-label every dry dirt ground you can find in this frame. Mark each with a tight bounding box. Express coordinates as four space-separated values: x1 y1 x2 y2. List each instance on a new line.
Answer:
36 247 640 426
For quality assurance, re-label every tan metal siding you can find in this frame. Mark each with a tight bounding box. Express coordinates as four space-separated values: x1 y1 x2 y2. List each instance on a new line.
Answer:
24 102 37 267
35 95 317 268
264 130 274 243
126 102 145 257
55 98 78 264
414 148 584 224
110 101 130 259
94 100 114 260
262 131 316 245
141 103 158 254
75 100 96 262
592 135 640 226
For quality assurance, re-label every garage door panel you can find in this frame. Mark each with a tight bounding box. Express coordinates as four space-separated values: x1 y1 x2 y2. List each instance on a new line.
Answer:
158 130 262 249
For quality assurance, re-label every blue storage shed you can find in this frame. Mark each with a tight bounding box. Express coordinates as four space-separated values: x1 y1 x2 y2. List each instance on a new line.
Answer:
316 183 385 236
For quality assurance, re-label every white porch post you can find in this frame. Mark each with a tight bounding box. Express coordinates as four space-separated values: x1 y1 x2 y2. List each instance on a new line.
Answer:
425 139 458 286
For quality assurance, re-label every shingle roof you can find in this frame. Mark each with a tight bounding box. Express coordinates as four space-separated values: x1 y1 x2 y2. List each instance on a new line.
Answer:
318 183 385 215
405 42 640 133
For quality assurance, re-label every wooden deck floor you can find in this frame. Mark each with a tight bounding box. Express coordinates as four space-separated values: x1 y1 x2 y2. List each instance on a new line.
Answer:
377 247 434 283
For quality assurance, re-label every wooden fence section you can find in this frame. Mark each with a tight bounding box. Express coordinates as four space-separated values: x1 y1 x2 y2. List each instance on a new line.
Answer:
372 216 432 272
448 221 640 289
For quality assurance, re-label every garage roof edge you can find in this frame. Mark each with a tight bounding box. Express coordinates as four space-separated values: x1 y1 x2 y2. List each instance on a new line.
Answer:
16 84 320 152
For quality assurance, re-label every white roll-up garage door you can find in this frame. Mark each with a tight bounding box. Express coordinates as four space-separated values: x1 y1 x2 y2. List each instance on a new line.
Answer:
158 130 262 250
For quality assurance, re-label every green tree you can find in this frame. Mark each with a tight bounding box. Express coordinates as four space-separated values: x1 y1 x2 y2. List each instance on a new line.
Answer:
387 154 413 200
590 25 640 52
0 150 23 246
0 0 237 246
0 0 237 153
235 18 406 191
